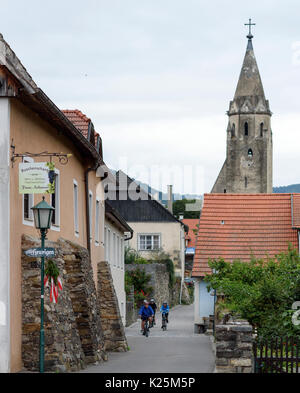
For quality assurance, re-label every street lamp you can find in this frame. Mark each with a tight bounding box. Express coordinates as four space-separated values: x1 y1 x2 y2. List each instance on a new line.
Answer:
31 197 54 373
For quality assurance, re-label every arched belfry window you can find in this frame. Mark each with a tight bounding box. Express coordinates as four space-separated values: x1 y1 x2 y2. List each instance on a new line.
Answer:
244 122 249 136
260 122 264 137
248 149 253 158
245 177 248 189
231 124 235 138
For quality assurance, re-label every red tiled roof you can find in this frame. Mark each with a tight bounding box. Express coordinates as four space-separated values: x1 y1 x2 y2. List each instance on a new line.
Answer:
62 109 90 138
182 219 200 248
193 194 299 278
292 194 300 228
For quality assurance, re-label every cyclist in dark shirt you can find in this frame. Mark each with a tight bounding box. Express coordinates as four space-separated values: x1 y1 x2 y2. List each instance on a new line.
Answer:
149 299 157 326
149 299 157 314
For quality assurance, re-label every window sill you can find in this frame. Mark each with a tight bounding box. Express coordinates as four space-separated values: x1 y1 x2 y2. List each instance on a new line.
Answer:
138 249 160 252
23 219 34 227
51 225 61 232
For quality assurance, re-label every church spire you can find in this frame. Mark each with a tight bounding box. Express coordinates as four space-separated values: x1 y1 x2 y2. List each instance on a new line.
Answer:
228 20 271 115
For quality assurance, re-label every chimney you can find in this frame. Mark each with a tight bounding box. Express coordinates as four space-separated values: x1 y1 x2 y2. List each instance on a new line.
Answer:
167 185 173 214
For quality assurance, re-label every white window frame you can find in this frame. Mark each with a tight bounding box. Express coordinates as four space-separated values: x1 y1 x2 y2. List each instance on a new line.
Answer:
89 190 93 241
116 235 120 268
107 228 111 264
113 232 116 266
104 227 108 260
50 168 60 232
22 157 34 227
138 234 161 251
95 198 100 246
73 179 79 237
121 238 124 270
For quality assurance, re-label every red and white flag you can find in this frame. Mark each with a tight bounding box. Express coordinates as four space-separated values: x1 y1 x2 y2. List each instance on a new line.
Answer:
44 276 63 304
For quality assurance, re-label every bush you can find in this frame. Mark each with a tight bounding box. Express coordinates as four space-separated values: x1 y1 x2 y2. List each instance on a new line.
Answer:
126 267 153 307
205 247 300 339
125 247 149 265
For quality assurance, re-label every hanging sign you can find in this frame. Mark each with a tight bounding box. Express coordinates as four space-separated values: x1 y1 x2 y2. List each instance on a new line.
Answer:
24 248 56 258
19 162 53 194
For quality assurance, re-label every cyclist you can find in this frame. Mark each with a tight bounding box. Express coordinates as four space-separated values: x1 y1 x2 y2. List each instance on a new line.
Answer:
149 299 157 326
139 300 154 334
160 301 170 327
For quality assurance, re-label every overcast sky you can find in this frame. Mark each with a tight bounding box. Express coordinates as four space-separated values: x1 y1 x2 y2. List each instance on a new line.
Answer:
2 0 300 194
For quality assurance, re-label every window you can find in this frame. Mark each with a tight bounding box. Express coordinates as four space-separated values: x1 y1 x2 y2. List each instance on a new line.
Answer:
138 234 161 251
248 149 253 158
73 180 79 236
23 157 34 225
231 123 235 138
51 169 60 229
107 229 111 263
89 191 93 240
104 227 108 259
121 238 124 270
244 122 249 136
245 177 248 189
117 236 120 267
113 233 116 266
95 199 100 244
260 122 264 137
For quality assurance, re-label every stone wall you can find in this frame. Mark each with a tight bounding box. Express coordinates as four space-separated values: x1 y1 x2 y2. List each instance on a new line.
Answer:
97 261 128 352
126 286 138 327
126 263 170 309
126 263 192 310
21 235 106 372
215 321 254 373
170 279 191 307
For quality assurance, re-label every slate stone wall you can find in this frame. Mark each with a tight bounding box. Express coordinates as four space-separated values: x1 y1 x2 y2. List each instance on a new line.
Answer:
21 235 106 372
215 321 254 373
126 263 192 311
97 261 128 352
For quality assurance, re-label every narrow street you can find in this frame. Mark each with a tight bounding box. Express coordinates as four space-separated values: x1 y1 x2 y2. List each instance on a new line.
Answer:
82 304 215 373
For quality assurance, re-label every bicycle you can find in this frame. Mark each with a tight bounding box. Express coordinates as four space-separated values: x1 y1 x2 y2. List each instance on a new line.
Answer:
150 314 156 328
162 313 167 331
143 318 150 337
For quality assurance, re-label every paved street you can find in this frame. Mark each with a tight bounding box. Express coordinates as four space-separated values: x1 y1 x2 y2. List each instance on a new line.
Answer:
82 304 215 373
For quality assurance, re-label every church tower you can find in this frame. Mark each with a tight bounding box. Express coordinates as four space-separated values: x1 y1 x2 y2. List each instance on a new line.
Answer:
212 21 273 194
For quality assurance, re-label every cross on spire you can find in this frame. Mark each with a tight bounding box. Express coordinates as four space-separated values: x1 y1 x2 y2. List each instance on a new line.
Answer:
245 18 256 39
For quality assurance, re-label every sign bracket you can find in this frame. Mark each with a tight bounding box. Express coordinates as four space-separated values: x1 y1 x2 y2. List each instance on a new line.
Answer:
11 139 71 168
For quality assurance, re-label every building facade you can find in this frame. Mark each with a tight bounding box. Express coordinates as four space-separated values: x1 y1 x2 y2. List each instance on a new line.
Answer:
0 34 107 372
107 171 187 277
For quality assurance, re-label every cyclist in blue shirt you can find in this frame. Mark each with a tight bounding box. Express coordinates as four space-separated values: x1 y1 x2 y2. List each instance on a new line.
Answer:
160 301 170 326
139 300 154 333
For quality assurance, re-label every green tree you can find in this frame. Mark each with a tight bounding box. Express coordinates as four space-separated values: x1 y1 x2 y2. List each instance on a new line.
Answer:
173 199 201 219
205 247 300 339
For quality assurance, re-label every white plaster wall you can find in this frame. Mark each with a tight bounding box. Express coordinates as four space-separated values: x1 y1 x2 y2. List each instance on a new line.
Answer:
126 222 184 274
0 98 10 372
199 279 215 323
194 279 201 325
104 220 126 325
